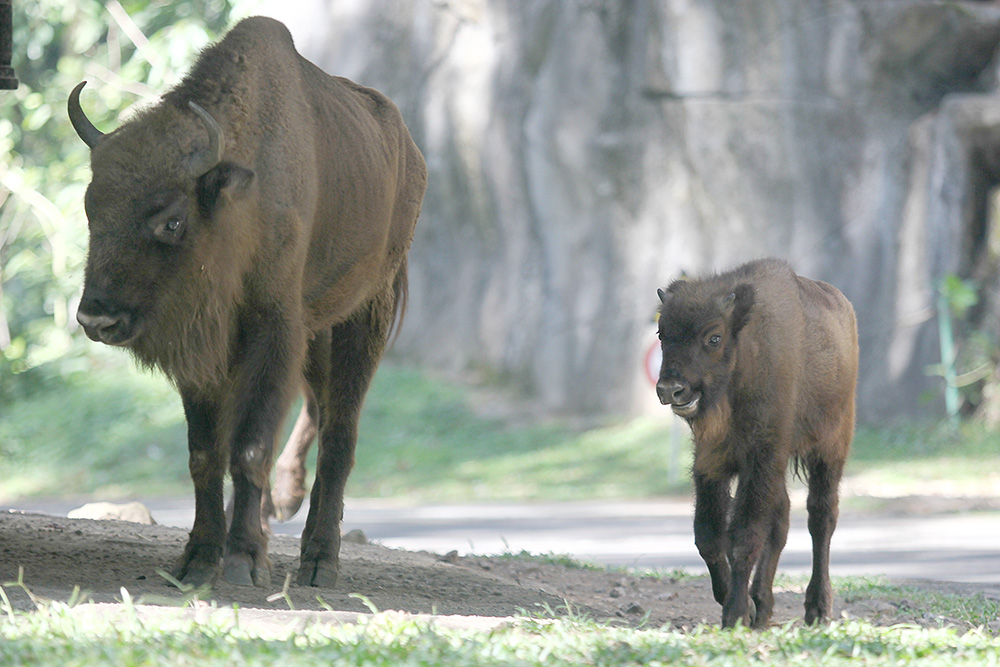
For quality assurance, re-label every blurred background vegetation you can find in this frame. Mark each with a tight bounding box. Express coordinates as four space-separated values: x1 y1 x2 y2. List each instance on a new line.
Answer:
1 0 999 504
1 0 232 402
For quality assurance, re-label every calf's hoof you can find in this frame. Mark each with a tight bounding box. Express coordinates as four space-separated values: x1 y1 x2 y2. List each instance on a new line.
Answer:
721 596 756 629
223 552 272 588
804 582 832 624
296 557 339 588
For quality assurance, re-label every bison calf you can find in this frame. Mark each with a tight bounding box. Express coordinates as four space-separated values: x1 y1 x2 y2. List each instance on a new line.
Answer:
655 258 857 628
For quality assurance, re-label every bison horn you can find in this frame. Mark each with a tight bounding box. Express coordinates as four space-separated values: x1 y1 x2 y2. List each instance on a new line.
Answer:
68 81 106 148
187 101 226 178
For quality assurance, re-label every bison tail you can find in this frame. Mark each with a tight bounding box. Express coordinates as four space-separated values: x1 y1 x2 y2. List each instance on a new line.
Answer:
386 256 409 347
791 455 808 483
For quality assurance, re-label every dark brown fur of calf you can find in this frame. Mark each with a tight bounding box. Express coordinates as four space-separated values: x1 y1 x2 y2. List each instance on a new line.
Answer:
656 258 857 628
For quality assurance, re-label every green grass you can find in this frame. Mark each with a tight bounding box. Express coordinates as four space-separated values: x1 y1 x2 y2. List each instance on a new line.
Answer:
2 358 1000 503
846 421 1000 497
0 359 694 502
2 591 1000 666
835 577 1000 629
0 359 190 500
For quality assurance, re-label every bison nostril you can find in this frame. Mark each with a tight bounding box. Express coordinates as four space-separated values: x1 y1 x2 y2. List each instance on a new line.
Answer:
656 379 688 405
77 310 120 332
77 306 134 345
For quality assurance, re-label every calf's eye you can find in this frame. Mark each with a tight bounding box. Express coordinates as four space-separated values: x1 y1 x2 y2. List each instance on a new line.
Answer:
165 217 182 233
707 334 721 347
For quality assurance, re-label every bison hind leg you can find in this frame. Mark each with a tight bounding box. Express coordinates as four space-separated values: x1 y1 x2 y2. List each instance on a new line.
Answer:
803 452 845 624
271 393 319 521
296 286 397 588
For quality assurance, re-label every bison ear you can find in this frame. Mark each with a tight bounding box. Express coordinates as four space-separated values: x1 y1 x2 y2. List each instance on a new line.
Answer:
657 288 669 304
197 161 254 217
724 283 755 335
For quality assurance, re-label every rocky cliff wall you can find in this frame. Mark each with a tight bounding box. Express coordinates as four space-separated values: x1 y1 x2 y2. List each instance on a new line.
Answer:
262 0 1000 421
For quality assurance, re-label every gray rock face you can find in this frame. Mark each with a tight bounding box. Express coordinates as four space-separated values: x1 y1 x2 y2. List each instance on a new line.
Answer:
263 0 1000 421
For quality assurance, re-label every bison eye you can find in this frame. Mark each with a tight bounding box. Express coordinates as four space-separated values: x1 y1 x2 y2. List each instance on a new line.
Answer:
707 334 721 347
153 215 186 244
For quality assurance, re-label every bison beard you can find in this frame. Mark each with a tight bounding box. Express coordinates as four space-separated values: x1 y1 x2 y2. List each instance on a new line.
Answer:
69 17 426 590
655 258 858 628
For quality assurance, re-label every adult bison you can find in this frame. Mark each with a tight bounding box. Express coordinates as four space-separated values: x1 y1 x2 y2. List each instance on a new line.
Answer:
69 16 427 589
655 258 857 628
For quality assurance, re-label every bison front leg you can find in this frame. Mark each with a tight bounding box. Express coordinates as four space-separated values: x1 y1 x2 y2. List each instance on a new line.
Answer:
723 458 786 628
224 308 302 588
173 392 227 588
748 487 790 628
693 472 733 607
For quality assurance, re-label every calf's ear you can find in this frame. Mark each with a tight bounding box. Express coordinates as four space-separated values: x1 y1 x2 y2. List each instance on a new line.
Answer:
723 283 755 335
197 162 255 217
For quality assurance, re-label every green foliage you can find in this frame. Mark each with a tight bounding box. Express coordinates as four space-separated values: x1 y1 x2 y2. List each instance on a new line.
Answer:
941 274 979 320
0 0 233 401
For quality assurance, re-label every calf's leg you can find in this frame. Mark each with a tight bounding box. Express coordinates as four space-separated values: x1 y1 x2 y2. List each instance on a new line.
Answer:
804 453 844 624
723 456 786 628
693 472 732 607
297 288 395 587
748 486 790 628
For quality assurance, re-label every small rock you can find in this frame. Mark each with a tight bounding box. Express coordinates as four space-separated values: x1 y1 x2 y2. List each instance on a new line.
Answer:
609 586 624 599
621 602 646 615
439 550 460 564
342 529 368 545
67 502 156 525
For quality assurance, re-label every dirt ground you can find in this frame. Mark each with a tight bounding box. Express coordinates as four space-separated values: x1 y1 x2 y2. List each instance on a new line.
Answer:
2 509 996 631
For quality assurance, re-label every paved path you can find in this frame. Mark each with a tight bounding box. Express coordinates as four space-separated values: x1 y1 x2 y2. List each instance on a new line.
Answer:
7 497 1000 584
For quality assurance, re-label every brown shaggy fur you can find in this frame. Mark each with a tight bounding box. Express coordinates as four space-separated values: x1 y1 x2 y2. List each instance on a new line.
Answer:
71 17 426 590
656 258 857 628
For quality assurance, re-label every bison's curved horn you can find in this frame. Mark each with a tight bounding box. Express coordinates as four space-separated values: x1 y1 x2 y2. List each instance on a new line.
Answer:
68 81 106 148
187 101 226 178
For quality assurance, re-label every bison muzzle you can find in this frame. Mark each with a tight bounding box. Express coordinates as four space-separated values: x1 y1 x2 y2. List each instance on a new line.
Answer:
69 16 427 590
656 258 857 628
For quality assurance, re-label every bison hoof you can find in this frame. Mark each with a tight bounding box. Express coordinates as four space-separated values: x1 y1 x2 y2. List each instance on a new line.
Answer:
722 596 756 629
223 552 271 588
271 483 306 523
170 560 219 589
295 558 339 588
